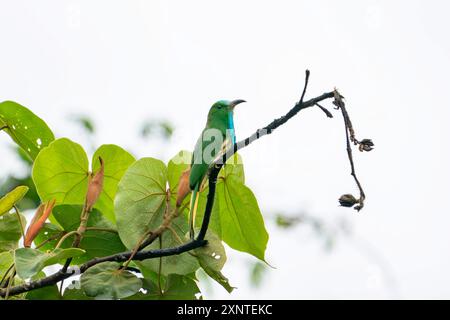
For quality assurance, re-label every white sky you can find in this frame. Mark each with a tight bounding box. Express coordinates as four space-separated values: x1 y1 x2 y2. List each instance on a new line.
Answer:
1 0 449 299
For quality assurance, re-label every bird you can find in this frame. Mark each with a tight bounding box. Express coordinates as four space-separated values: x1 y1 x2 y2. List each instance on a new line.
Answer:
188 99 245 239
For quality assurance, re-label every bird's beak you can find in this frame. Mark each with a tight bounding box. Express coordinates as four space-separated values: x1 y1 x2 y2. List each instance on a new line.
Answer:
229 99 246 110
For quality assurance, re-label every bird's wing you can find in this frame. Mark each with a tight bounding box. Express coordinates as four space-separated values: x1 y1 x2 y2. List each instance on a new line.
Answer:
189 129 229 189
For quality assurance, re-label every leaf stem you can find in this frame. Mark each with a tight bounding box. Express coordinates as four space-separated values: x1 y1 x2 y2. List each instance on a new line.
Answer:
55 230 79 249
85 227 117 233
0 264 14 288
13 206 25 240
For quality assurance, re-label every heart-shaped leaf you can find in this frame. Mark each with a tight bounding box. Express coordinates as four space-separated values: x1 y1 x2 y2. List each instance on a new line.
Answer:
33 140 135 222
32 138 89 205
0 100 55 160
214 175 268 261
80 262 142 300
192 154 268 261
14 247 85 279
115 158 168 249
0 186 29 216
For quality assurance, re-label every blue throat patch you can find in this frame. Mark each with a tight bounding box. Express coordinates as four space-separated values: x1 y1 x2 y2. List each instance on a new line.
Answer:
228 112 236 144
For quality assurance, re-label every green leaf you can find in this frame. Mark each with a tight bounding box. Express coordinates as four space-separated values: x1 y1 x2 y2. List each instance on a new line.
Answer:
193 231 234 293
219 153 245 184
128 275 201 300
0 186 29 216
62 287 93 300
14 247 85 279
52 205 126 263
192 154 267 260
214 175 268 261
0 100 55 160
32 138 89 205
0 212 26 253
33 140 135 222
0 251 14 280
25 283 60 300
159 274 202 300
91 144 135 222
0 173 40 211
115 157 168 249
80 262 142 300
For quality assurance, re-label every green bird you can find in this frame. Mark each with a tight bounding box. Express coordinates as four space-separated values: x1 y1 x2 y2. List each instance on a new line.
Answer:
188 99 246 239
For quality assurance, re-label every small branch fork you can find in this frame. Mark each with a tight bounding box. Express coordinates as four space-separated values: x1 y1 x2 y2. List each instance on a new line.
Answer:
0 70 372 298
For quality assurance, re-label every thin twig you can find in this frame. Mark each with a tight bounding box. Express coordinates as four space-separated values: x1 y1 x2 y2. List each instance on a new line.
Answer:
5 270 14 300
55 230 79 249
35 231 66 250
315 103 333 118
333 90 366 210
121 230 153 272
299 69 310 104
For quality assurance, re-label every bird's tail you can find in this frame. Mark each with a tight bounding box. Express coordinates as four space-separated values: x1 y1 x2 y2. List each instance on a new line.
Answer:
189 183 200 239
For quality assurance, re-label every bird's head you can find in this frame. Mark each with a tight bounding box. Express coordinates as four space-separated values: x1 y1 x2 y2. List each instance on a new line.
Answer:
208 99 246 118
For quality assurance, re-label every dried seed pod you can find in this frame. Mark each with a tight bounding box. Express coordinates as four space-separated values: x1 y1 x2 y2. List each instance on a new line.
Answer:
359 139 374 152
338 194 358 208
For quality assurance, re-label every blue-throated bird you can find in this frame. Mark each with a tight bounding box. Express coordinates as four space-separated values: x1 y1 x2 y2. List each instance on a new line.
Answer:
187 99 245 238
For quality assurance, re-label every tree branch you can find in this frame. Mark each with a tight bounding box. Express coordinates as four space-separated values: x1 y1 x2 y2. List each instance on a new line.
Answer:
0 70 369 298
